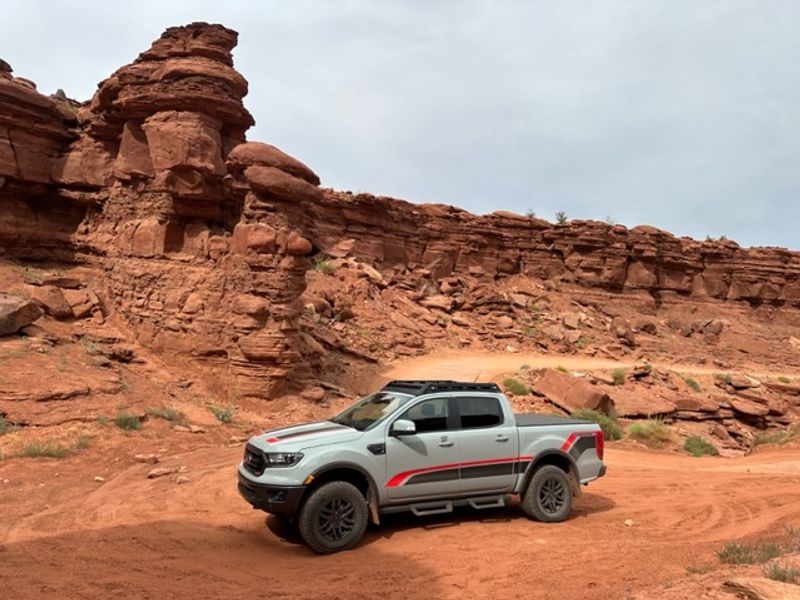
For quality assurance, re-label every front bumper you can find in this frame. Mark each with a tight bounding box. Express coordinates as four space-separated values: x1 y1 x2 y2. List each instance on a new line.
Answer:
598 464 607 478
237 472 306 516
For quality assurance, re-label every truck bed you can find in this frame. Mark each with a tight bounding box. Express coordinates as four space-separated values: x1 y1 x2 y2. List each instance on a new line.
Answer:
514 414 594 427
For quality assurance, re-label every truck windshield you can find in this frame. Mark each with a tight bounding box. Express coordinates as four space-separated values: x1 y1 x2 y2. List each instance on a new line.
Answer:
330 392 408 431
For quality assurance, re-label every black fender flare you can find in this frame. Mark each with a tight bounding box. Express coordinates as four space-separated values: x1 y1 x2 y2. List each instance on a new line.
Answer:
521 450 581 498
309 462 382 524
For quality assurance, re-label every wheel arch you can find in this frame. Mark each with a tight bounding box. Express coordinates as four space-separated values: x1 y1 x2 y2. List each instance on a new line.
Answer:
522 450 581 498
306 462 381 523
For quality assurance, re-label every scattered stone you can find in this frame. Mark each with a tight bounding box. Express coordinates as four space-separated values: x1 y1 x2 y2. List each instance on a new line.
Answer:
624 519 635 527
729 398 769 418
189 425 206 434
533 369 615 415
176 476 190 484
562 313 581 330
147 467 178 479
0 293 44 336
301 386 326 402
134 453 160 464
229 435 249 444
93 476 105 483
634 319 657 335
173 425 191 433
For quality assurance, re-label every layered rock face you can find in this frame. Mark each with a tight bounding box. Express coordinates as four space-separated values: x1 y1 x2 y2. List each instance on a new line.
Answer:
311 192 800 306
1 22 799 401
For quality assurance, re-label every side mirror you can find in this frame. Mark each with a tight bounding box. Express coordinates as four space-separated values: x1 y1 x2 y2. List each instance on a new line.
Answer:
390 419 416 436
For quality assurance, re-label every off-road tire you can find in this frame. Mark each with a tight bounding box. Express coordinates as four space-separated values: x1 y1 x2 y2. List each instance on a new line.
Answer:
522 465 572 522
298 481 368 554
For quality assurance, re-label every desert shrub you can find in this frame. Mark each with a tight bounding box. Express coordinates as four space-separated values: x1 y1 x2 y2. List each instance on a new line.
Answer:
681 375 702 392
113 413 141 430
555 211 568 224
717 541 782 565
570 408 623 441
576 335 592 349
0 416 10 435
502 378 530 396
611 368 626 386
146 407 185 424
626 419 672 448
753 430 796 446
685 564 713 575
714 373 732 384
209 404 236 423
778 376 791 384
684 435 718 457
763 562 799 583
310 258 335 275
525 209 536 218
16 440 71 458
557 365 568 373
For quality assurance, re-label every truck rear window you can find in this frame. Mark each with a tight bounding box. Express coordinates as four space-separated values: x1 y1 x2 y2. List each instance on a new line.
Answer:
455 397 503 429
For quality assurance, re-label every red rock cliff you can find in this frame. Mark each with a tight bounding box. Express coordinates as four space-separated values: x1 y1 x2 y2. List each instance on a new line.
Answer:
1 23 798 400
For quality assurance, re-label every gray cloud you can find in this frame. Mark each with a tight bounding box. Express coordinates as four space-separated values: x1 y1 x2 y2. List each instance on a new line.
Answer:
3 0 799 248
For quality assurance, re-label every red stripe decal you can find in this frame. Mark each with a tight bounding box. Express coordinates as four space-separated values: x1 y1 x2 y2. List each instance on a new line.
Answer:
265 437 279 443
385 455 534 488
560 430 601 452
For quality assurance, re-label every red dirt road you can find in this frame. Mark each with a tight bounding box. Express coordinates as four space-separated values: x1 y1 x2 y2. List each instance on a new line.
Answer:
3 443 800 599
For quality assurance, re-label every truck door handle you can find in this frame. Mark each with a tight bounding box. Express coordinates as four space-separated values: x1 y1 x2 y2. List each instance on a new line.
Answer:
495 435 510 442
438 436 454 447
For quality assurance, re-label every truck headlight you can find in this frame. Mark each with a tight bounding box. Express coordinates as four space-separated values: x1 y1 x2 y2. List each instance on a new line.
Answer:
264 452 304 467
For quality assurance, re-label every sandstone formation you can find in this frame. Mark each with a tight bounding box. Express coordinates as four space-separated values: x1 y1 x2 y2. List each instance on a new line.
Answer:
1 22 800 401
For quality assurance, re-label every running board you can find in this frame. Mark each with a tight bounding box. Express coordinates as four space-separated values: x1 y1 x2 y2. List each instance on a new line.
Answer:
382 494 507 517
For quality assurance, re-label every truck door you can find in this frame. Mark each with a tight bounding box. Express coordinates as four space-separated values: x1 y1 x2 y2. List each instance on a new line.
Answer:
385 396 460 501
450 395 518 493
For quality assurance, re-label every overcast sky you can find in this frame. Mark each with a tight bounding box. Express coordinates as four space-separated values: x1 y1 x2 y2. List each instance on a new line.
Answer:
3 1 799 249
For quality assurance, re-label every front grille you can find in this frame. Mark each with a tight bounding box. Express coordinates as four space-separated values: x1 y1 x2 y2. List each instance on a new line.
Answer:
243 444 266 476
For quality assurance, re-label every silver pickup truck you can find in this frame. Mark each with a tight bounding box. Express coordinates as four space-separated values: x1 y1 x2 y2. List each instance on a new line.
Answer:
238 380 606 553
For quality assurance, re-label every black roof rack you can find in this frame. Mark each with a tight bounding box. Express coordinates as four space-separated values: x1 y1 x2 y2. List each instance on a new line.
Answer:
381 380 501 396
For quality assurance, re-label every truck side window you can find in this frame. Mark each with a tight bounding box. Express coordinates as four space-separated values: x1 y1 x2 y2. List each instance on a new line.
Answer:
456 397 503 429
399 398 448 433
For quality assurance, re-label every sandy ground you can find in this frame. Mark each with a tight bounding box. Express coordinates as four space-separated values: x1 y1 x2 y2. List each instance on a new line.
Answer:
2 353 800 599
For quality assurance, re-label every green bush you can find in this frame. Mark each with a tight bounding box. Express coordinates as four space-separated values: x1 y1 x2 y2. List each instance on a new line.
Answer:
684 435 719 457
717 541 782 565
570 408 623 441
681 375 702 392
209 404 236 424
753 430 795 446
764 562 798 583
502 378 530 396
310 258 335 275
555 211 568 224
611 368 626 386
626 419 672 448
113 413 141 430
146 406 185 424
778 376 791 384
16 440 71 458
714 373 732 384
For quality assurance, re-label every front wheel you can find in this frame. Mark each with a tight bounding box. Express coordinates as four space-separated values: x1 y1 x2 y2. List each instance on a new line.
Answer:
521 465 572 522
297 481 368 554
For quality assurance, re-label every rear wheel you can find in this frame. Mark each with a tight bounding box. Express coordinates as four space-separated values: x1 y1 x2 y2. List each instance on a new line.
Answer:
298 481 368 554
522 465 572 522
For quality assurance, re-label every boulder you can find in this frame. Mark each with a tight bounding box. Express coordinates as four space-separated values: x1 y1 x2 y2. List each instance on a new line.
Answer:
611 317 636 346
31 285 73 319
244 165 322 203
226 141 320 185
0 294 43 336
729 398 769 418
419 295 454 313
533 369 615 415
723 577 799 600
634 319 657 335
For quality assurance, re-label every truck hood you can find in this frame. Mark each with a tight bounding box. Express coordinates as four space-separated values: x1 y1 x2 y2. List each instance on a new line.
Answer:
248 420 362 452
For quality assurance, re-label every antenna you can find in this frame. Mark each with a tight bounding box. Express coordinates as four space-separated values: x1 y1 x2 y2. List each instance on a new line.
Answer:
473 373 480 383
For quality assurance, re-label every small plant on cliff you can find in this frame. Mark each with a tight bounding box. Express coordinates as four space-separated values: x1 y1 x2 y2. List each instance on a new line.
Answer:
680 375 702 392
626 419 672 448
209 404 236 424
683 435 719 457
555 211 568 224
525 208 536 218
576 335 592 349
714 372 732 384
146 406 186 426
310 257 336 275
113 413 141 431
611 368 626 386
502 378 530 396
570 408 623 441
778 376 791 383
753 429 798 446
